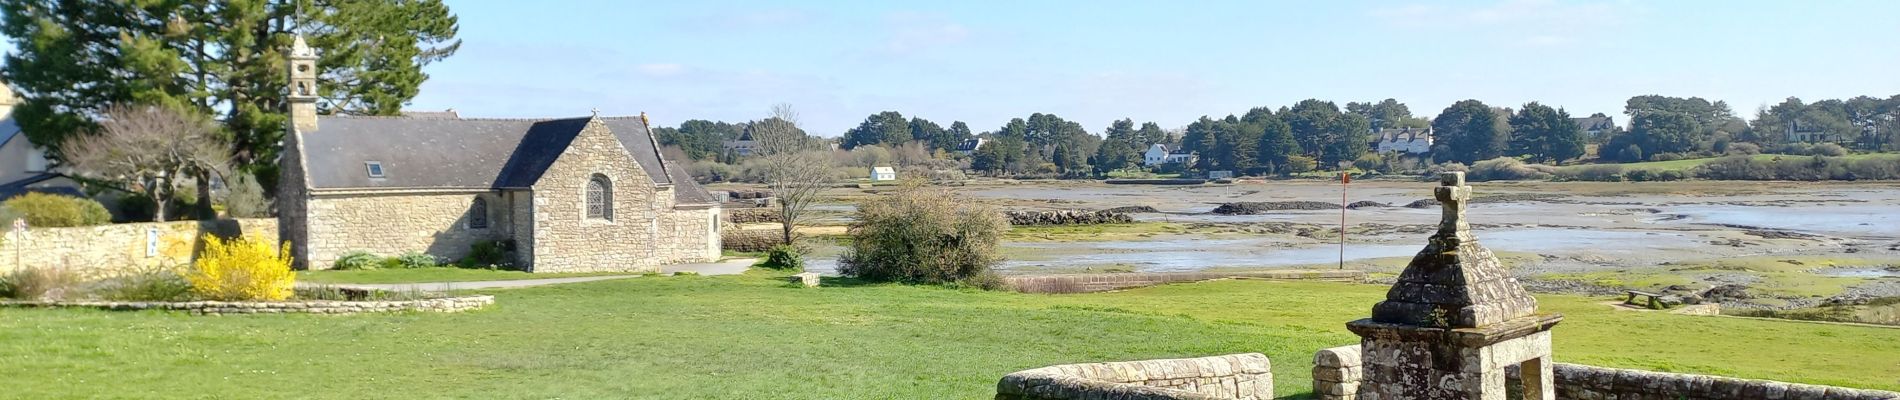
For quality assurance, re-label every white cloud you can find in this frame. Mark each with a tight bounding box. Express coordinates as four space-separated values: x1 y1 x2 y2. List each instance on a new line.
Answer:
636 63 687 77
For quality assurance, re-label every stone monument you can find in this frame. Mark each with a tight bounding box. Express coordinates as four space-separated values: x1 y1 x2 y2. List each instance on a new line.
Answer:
1345 172 1562 400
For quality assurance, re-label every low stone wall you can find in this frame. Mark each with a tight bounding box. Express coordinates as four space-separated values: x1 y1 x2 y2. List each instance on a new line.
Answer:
995 353 1274 400
1508 363 1900 400
1005 210 1134 226
1311 344 1900 400
721 228 784 252
0 295 494 316
0 218 277 274
724 208 782 224
1311 345 1362 400
1007 270 1365 294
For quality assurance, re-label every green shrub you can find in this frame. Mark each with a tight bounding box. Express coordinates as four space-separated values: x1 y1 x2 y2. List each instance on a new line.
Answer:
223 172 271 218
114 191 198 222
96 265 193 301
839 182 1007 289
333 251 383 270
0 265 87 300
1559 165 1624 182
391 251 438 269
457 241 511 269
761 244 804 271
1693 155 1900 181
1621 169 1687 182
1467 157 1555 181
1813 143 1849 157
3 193 111 227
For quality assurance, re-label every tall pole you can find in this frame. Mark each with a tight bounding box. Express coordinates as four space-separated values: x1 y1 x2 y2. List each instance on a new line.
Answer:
1339 172 1348 270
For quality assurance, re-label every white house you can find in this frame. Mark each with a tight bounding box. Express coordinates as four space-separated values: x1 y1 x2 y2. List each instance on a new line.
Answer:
722 130 759 157
1372 128 1433 154
1142 144 1195 166
954 137 987 156
1573 114 1616 138
0 81 85 200
870 166 897 181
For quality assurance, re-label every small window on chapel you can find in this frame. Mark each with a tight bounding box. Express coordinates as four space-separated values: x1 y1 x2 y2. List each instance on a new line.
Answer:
586 174 612 221
365 162 385 178
468 197 489 229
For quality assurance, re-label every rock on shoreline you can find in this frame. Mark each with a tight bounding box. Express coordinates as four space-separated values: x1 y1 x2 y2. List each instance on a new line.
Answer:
1210 201 1341 215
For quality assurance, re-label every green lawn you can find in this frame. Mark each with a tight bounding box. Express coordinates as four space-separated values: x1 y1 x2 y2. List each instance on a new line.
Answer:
3 271 1896 399
297 267 634 284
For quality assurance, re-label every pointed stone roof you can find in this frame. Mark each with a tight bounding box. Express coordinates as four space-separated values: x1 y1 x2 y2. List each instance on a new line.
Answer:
1369 172 1539 328
290 35 316 59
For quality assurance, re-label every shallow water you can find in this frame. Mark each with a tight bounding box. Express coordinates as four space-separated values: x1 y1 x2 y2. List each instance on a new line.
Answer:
812 227 1710 274
1815 268 1900 278
1664 204 1900 237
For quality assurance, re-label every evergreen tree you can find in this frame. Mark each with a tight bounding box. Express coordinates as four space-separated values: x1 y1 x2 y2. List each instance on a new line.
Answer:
1507 102 1586 163
1431 100 1511 164
1255 116 1298 174
841 111 910 149
1092 118 1141 174
0 0 461 171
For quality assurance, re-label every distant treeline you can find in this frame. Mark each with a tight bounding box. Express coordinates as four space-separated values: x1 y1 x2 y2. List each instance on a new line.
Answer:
654 94 1900 180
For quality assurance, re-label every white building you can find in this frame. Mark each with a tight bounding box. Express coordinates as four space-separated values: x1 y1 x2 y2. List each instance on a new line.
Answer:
1372 128 1433 154
954 137 987 156
0 81 85 200
1142 144 1195 166
870 166 897 181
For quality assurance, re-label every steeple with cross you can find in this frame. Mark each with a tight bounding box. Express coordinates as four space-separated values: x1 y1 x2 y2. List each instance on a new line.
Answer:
1433 171 1475 244
1346 171 1563 400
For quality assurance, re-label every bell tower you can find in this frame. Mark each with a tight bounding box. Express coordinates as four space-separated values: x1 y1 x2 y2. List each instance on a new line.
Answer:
287 34 319 133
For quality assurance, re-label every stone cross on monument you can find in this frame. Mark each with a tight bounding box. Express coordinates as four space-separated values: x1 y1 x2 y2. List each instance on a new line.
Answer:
1345 172 1563 400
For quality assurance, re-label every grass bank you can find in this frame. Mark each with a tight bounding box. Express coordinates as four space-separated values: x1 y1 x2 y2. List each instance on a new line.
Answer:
3 271 1895 399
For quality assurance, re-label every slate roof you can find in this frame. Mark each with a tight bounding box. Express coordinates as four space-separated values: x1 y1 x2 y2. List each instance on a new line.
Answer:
0 118 20 148
0 173 83 201
299 115 713 205
956 138 986 152
1373 127 1431 142
400 110 461 119
1573 116 1615 132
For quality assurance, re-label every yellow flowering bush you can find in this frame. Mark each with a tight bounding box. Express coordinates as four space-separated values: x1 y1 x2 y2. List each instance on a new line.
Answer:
186 234 296 301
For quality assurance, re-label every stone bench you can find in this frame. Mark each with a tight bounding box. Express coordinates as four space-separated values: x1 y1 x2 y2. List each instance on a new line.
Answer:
995 353 1273 400
1625 290 1665 309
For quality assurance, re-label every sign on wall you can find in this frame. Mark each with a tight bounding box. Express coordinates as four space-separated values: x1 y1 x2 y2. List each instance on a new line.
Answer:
146 227 160 257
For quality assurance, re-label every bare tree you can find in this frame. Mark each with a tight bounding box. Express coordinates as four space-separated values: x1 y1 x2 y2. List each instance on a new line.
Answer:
752 103 833 244
62 104 230 222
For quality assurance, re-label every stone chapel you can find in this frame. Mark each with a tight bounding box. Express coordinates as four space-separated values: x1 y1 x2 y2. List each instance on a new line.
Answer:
276 35 721 271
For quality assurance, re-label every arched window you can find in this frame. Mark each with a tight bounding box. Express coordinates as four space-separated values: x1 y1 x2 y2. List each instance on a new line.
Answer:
468 197 489 229
586 174 612 220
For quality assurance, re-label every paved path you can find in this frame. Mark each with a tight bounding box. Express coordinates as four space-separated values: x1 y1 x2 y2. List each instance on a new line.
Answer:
303 258 758 292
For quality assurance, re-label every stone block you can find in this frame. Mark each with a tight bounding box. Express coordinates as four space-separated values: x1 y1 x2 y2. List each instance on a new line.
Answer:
791 272 821 287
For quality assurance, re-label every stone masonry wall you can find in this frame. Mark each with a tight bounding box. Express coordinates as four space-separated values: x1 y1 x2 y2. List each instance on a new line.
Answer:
1 294 494 315
0 219 276 275
527 118 716 272
995 353 1274 400
1311 345 1900 400
302 191 509 269
1311 345 1362 400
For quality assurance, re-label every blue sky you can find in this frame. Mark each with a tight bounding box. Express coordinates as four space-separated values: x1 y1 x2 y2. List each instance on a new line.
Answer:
411 0 1900 135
